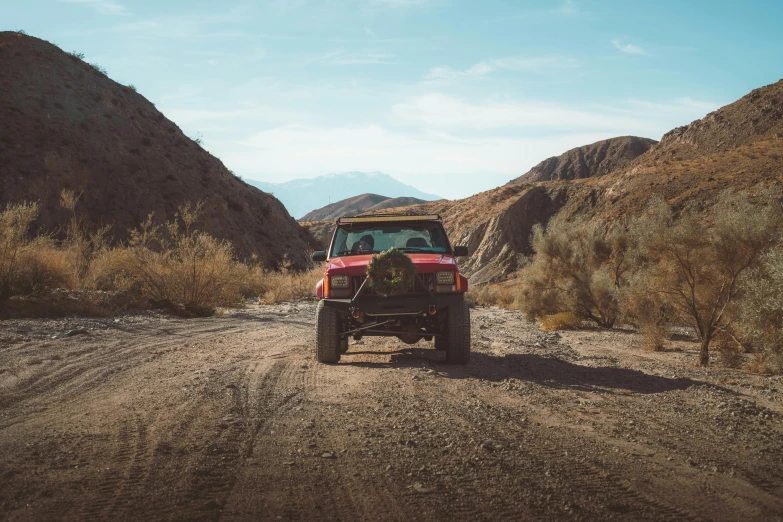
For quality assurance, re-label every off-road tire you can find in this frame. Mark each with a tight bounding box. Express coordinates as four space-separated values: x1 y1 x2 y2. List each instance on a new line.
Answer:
316 301 341 364
446 301 471 364
434 334 447 351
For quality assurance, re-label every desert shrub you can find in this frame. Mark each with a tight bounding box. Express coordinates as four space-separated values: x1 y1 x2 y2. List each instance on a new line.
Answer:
639 322 668 352
467 284 516 308
90 63 107 75
0 202 40 300
60 190 111 279
621 272 678 351
540 312 581 331
256 262 322 304
735 246 783 373
516 217 632 327
0 203 77 301
70 51 85 60
630 192 781 366
714 332 745 368
93 205 248 315
127 84 137 92
13 238 75 294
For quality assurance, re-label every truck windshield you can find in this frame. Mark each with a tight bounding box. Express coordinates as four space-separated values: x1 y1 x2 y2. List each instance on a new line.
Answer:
330 223 450 257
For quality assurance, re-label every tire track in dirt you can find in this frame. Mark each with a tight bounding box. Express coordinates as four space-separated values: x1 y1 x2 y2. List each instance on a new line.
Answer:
80 412 153 521
2 304 783 520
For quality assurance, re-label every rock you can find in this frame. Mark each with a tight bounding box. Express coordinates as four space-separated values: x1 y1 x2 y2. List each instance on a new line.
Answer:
481 439 497 452
321 452 335 459
65 329 89 337
412 483 435 493
203 500 221 510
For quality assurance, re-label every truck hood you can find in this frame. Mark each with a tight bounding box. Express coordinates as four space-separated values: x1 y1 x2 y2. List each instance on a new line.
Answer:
328 253 457 273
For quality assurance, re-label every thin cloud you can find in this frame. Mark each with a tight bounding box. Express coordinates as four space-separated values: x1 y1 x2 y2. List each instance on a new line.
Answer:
611 40 646 55
558 0 578 15
61 0 126 15
393 93 716 132
425 56 578 80
321 50 395 65
210 93 718 197
369 0 429 7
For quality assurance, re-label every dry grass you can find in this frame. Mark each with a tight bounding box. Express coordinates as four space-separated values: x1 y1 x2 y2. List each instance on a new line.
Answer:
715 334 745 369
255 265 323 305
0 201 319 317
640 322 668 352
466 284 517 308
540 312 581 331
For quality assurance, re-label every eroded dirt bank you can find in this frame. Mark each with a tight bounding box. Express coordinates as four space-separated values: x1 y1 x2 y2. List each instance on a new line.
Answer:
1 304 782 521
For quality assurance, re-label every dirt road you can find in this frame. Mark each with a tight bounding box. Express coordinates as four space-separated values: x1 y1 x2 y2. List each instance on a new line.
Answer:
1 303 782 521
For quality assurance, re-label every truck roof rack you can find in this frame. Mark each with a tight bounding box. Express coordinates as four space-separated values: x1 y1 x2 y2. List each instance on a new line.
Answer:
337 214 441 224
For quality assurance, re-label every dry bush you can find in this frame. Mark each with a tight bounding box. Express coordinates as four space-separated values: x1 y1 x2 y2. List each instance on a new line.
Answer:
0 202 39 300
13 238 76 295
714 332 744 369
2 197 320 315
60 190 111 280
631 192 781 366
745 353 783 375
540 312 581 331
735 246 783 373
516 217 631 327
257 263 322 304
639 322 667 352
0 203 74 300
91 205 249 315
466 284 516 308
621 275 677 352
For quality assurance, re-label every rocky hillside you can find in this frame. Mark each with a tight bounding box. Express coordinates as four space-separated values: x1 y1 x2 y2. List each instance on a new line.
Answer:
645 80 783 162
370 80 783 284
510 136 657 183
0 32 313 268
301 193 429 221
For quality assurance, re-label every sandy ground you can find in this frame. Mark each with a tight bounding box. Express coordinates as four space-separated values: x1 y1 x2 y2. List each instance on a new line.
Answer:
0 303 782 521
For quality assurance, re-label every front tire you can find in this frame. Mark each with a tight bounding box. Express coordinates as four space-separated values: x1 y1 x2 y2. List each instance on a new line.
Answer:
434 334 447 351
446 301 471 364
316 301 341 364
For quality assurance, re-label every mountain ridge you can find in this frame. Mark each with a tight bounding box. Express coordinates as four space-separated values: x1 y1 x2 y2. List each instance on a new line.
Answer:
247 172 441 219
510 136 657 184
362 79 783 284
0 32 313 268
301 193 430 221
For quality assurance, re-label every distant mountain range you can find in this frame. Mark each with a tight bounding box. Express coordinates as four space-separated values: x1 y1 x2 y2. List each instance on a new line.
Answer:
247 172 442 219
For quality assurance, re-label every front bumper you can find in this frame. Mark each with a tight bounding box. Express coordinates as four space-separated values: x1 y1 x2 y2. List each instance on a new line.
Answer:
322 293 464 315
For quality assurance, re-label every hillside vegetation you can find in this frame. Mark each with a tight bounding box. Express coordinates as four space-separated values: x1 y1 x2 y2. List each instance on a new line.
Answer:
0 193 321 317
0 31 313 268
369 79 783 285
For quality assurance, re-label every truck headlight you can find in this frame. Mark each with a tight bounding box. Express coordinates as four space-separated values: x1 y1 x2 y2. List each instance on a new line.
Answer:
436 271 455 285
330 275 349 288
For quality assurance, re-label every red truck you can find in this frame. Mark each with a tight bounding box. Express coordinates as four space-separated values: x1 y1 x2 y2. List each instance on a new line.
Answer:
312 214 470 364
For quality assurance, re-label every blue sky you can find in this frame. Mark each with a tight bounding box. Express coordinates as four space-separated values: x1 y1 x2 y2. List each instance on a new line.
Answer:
6 0 783 198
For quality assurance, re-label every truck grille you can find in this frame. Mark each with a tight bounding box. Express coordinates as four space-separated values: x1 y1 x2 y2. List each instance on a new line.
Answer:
351 273 434 296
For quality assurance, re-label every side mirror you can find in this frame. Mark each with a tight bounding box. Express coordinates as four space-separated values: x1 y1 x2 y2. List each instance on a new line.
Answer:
453 246 469 257
312 251 327 262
